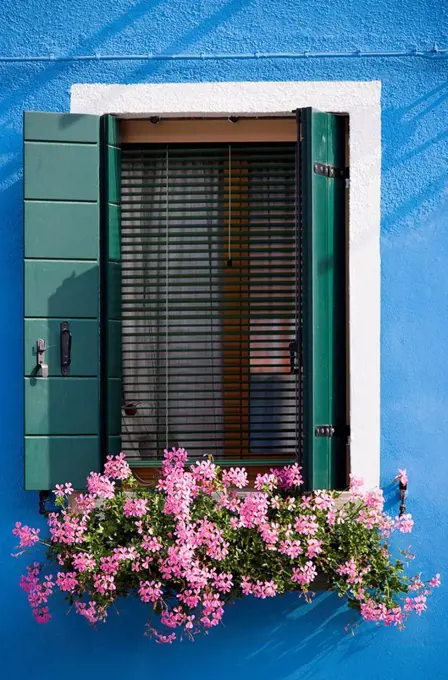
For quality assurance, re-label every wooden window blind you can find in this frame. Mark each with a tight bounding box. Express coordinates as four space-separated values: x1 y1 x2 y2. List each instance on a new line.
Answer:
120 142 299 465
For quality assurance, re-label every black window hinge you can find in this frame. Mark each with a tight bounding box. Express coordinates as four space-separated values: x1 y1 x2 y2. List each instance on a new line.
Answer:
315 425 336 437
314 162 349 179
315 425 350 439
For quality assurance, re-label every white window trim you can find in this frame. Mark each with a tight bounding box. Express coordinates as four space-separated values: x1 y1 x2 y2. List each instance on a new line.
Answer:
71 81 381 489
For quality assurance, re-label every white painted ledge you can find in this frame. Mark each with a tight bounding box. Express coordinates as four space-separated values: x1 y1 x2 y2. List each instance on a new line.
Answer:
71 81 381 489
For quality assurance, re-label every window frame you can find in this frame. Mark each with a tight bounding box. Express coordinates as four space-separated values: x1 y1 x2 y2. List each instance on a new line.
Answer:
71 81 381 490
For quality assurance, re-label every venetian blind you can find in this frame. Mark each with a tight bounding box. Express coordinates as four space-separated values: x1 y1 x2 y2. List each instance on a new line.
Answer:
120 142 299 463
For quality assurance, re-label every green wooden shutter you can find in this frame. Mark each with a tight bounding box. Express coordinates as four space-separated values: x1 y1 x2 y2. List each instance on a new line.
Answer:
24 112 122 490
299 108 347 490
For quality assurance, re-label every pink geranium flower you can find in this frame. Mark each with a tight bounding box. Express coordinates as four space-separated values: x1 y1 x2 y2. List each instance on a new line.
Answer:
123 497 148 518
12 453 440 641
430 574 441 588
13 522 40 548
395 469 409 487
396 513 414 534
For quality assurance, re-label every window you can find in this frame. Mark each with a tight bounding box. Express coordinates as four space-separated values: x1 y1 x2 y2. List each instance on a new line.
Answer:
121 141 298 466
23 111 348 491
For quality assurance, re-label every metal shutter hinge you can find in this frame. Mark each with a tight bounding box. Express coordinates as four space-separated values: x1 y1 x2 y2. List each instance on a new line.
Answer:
315 425 350 438
315 425 336 437
313 162 349 179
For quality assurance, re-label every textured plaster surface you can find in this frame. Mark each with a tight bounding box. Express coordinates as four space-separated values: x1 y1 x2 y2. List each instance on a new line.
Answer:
72 80 381 489
0 0 447 678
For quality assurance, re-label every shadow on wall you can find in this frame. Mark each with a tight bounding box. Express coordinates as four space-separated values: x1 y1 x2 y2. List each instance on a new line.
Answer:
105 590 380 680
216 591 376 679
0 0 169 231
0 575 381 680
381 81 448 235
0 0 253 197
125 0 255 83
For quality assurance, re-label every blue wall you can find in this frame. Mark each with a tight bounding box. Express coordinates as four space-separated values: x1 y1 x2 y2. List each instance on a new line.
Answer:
1 1 447 678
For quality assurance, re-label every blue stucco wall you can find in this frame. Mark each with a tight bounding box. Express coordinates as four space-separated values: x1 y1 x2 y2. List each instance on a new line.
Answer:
1 1 447 678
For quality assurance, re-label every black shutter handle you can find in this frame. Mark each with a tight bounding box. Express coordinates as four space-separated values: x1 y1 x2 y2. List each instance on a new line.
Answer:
60 321 72 377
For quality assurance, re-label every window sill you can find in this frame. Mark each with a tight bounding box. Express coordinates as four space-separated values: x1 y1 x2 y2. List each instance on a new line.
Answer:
130 467 353 504
130 460 298 487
